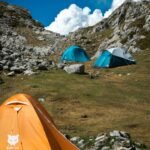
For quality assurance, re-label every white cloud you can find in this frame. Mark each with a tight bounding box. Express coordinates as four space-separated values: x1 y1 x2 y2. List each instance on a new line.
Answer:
104 0 126 18
45 4 103 35
45 0 143 35
104 0 142 18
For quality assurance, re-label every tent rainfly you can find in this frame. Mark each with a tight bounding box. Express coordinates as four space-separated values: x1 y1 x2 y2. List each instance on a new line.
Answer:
61 45 90 62
0 94 79 150
93 47 136 68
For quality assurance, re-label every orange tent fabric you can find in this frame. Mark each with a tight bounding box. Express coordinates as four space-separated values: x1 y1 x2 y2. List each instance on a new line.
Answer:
0 94 79 150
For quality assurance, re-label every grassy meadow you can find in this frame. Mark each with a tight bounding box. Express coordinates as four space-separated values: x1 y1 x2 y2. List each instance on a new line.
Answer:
0 50 150 148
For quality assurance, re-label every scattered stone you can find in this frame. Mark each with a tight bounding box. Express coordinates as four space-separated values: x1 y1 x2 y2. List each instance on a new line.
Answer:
24 70 36 76
7 71 15 77
110 130 121 137
78 139 85 148
89 72 94 79
64 64 85 74
38 97 45 102
118 74 122 77
10 66 24 73
70 137 80 142
101 146 110 150
127 73 131 76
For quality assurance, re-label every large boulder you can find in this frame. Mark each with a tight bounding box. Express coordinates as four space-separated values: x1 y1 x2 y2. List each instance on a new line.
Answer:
24 70 36 76
64 64 85 74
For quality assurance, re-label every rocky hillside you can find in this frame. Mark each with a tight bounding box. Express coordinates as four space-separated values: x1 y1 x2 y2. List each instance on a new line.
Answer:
0 2 62 74
0 0 150 74
56 0 150 57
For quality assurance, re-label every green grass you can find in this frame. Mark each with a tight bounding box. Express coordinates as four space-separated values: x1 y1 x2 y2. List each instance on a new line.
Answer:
0 49 150 148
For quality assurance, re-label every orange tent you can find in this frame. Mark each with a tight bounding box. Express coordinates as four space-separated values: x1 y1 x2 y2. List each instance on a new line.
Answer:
0 94 79 150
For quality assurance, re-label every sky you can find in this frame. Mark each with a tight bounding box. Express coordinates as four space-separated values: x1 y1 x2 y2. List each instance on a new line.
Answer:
2 0 112 26
1 0 141 35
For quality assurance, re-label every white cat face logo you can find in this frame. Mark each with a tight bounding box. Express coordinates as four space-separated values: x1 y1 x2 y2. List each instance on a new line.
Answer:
8 134 19 146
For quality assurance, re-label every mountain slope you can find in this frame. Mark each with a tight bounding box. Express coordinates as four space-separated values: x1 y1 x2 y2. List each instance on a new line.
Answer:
0 2 62 73
55 0 150 57
1 1 149 71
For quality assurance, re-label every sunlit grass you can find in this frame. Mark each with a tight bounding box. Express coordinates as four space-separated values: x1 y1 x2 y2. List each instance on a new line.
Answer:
0 49 150 147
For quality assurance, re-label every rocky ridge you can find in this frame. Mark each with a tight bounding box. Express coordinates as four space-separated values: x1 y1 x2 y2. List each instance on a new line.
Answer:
55 0 150 57
0 1 150 74
0 2 62 75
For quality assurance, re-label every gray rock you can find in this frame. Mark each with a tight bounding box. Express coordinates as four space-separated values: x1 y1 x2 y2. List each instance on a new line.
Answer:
10 66 25 73
78 139 84 146
139 35 146 40
70 137 80 142
3 65 9 70
70 130 146 150
24 70 35 76
95 134 108 143
0 60 7 65
101 146 110 150
38 97 45 102
64 64 85 74
7 71 15 76
110 130 121 137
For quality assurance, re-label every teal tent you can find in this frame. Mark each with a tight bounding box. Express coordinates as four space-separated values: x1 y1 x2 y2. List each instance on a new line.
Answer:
93 48 136 68
61 45 90 62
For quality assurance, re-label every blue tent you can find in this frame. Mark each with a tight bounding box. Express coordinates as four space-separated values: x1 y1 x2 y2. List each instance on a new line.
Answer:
93 48 136 68
61 45 90 62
